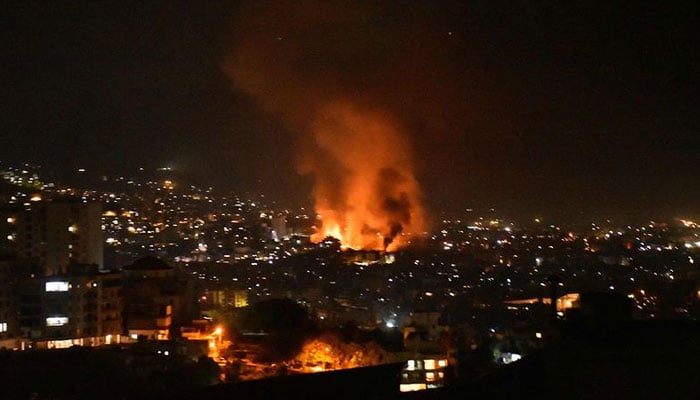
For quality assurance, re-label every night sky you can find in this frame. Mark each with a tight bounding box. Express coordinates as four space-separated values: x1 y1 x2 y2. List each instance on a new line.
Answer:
2 1 699 223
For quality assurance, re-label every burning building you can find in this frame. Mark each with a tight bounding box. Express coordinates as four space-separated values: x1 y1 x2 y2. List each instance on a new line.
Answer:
225 2 431 253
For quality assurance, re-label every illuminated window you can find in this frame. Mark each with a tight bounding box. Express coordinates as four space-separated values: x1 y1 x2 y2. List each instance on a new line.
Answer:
399 383 427 392
426 372 435 382
424 359 436 370
49 339 73 349
406 360 416 371
0 322 7 332
46 317 68 326
45 281 69 292
437 359 448 368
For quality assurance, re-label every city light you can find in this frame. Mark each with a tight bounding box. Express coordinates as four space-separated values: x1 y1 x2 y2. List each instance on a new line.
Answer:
1 160 699 394
45 281 69 292
46 317 69 326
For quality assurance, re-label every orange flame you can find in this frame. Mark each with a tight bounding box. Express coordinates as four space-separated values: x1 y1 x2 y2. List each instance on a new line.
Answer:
223 4 429 251
306 101 425 251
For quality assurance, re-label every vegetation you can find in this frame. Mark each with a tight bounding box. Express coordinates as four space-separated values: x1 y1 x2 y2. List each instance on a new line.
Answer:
226 298 318 361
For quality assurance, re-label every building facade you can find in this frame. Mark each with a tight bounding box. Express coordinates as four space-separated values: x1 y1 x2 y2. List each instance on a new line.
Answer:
19 265 123 348
0 259 20 348
10 200 103 275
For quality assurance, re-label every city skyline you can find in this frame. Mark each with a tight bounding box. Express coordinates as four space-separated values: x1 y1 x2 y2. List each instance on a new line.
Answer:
1 140 699 398
2 1 699 223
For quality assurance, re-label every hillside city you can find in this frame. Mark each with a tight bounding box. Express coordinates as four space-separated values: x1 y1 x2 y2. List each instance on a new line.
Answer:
1 163 699 398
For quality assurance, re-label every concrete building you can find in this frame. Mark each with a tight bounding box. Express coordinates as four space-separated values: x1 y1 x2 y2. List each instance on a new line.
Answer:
9 200 103 275
0 259 21 348
18 263 123 348
403 311 449 354
400 357 450 392
122 256 196 340
0 205 23 258
200 288 248 309
270 214 288 241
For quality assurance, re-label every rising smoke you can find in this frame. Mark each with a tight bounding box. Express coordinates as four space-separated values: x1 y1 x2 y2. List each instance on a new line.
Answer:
223 0 469 250
306 101 424 250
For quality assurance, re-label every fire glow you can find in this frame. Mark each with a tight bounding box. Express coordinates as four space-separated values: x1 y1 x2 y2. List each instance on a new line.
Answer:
224 3 429 252
306 101 425 252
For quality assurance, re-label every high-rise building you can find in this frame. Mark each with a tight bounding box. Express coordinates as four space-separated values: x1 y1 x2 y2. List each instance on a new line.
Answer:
0 259 20 348
18 264 122 348
122 256 196 340
12 200 103 275
0 205 22 258
271 214 288 241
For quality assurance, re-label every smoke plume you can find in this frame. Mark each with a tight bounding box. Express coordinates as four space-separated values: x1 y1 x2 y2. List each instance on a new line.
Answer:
224 0 455 250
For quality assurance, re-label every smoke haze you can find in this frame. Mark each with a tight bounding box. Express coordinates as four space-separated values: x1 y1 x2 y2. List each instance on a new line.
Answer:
224 0 465 249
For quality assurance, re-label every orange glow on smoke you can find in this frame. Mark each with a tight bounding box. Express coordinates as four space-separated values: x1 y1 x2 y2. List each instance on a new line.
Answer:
307 101 425 251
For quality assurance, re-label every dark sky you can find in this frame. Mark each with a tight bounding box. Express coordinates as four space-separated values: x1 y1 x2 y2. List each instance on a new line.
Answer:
2 1 699 223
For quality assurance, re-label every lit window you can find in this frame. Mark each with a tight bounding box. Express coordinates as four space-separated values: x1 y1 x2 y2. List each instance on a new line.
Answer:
426 372 435 382
399 383 427 392
45 281 69 292
406 360 416 371
46 317 68 326
424 359 436 370
437 359 448 368
0 322 7 332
